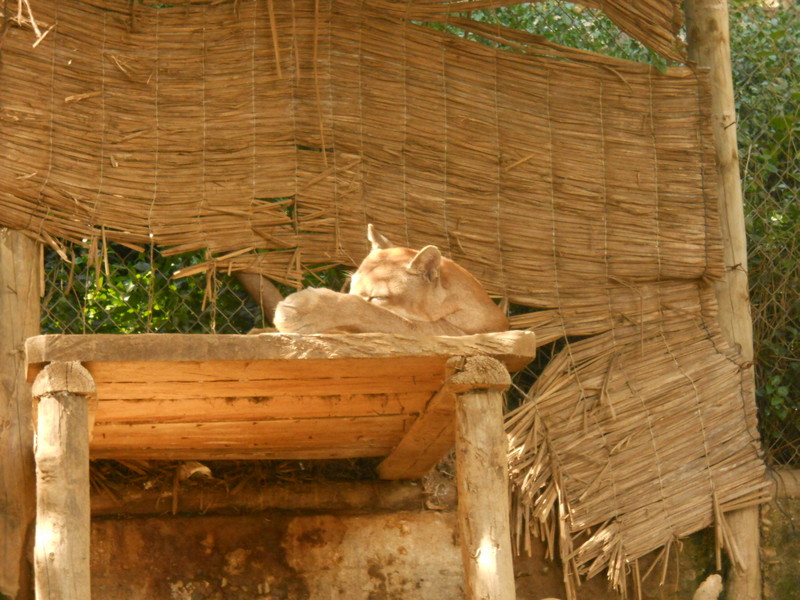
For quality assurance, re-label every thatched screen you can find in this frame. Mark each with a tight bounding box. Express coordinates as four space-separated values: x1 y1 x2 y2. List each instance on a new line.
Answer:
0 0 715 325
0 0 767 596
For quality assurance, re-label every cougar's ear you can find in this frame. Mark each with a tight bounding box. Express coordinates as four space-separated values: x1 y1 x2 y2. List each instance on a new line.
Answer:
406 245 441 282
368 224 394 250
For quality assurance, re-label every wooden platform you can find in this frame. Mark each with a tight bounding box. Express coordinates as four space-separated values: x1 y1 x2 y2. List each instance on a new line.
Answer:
26 331 535 480
26 331 534 599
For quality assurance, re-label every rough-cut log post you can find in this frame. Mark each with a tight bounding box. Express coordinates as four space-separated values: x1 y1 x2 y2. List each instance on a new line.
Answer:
684 2 761 599
0 229 40 600
449 356 515 600
31 361 96 600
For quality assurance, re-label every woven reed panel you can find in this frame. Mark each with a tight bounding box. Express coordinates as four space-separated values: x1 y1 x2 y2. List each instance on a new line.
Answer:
1 0 716 317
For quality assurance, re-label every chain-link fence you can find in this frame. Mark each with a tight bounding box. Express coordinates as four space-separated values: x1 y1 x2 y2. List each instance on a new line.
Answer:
42 244 264 335
39 1 798 466
730 1 800 466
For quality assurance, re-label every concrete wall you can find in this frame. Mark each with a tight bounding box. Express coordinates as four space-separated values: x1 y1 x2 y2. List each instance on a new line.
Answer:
90 507 719 600
88 476 800 600
91 511 464 600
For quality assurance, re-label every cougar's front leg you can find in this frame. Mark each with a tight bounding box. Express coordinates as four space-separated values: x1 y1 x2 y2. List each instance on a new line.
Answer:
274 287 464 335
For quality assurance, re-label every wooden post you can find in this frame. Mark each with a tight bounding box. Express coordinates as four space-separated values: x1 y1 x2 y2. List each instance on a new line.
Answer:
450 356 515 600
684 2 761 599
0 229 40 600
32 361 96 600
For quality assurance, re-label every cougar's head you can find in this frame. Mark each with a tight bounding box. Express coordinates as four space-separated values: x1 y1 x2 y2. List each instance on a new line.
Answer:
349 225 450 323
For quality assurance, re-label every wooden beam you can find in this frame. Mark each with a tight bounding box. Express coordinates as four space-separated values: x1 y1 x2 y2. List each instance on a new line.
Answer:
89 446 396 461
685 0 753 353
451 356 516 600
377 386 457 480
26 330 537 378
684 2 762 599
90 480 444 516
32 361 96 600
0 229 39 600
92 392 429 423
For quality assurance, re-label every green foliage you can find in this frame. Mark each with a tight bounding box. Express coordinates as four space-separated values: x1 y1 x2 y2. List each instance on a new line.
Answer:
43 244 262 334
729 1 799 461
42 243 352 335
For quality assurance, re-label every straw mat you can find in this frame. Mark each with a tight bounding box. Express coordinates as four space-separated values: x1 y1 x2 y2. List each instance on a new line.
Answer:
507 290 768 595
0 0 717 302
0 0 767 596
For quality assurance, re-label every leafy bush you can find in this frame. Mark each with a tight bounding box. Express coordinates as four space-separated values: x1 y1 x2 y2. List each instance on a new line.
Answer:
43 244 262 334
730 1 799 461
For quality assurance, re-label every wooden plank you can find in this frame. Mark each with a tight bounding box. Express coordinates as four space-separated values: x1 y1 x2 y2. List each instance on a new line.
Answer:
90 414 414 453
93 373 443 400
93 393 431 424
82 356 447 384
377 387 457 480
89 445 397 461
26 330 537 379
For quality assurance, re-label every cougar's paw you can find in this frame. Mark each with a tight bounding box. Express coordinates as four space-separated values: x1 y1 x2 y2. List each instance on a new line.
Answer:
273 288 343 333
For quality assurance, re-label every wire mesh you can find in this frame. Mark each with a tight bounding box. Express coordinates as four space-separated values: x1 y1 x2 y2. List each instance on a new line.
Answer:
42 244 266 335
730 1 800 466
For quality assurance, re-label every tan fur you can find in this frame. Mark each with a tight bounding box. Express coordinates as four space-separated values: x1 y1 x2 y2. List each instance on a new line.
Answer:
274 225 509 335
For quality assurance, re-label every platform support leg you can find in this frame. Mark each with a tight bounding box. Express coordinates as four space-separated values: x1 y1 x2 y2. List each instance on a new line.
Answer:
450 356 515 600
32 361 96 600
